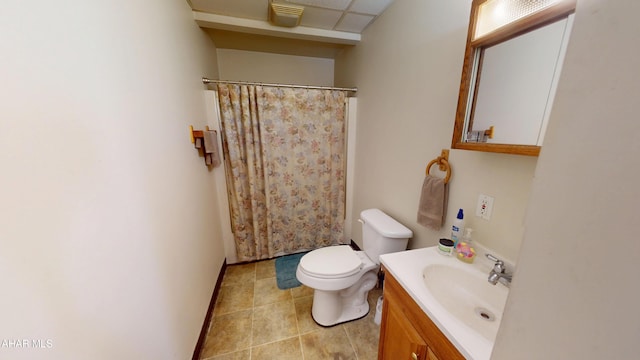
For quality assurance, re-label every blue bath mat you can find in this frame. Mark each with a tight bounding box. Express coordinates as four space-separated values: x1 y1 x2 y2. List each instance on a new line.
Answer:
275 252 308 290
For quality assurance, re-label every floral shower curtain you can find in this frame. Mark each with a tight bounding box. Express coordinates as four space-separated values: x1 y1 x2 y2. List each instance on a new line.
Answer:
217 84 347 262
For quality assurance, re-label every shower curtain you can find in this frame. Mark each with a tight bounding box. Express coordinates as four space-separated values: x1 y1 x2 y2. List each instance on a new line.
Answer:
217 84 346 262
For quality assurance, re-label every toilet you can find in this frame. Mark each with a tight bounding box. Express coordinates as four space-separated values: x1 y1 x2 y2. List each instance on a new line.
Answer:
296 208 413 326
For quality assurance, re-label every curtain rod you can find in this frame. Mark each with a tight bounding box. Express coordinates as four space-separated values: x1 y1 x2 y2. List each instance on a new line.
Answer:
202 77 357 93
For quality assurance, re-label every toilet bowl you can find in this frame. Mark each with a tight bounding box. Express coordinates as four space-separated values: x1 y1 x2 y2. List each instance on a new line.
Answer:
296 208 413 326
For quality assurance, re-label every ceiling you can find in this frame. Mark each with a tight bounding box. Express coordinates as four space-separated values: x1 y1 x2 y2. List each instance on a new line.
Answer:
188 0 395 58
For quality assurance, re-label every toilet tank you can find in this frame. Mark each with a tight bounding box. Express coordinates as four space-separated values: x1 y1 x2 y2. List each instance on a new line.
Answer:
360 208 413 264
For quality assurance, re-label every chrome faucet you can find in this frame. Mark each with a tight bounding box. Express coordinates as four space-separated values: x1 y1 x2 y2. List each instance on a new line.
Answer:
486 253 512 286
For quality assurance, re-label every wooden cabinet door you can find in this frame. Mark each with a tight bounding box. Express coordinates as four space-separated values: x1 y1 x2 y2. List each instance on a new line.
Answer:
378 270 465 360
380 300 428 360
427 348 439 360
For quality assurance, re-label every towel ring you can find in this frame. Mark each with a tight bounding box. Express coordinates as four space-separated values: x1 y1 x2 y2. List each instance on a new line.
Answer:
426 157 451 184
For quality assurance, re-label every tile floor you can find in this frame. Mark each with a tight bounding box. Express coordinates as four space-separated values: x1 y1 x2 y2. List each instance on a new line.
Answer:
199 259 382 360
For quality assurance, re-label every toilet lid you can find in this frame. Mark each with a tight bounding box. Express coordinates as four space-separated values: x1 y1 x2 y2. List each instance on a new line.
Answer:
299 245 362 279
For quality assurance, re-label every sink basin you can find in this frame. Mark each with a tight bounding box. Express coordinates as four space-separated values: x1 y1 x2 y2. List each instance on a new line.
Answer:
422 263 508 342
381 246 513 359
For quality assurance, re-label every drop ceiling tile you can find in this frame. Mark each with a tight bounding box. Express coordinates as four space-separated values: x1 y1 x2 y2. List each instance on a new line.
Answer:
299 7 344 30
334 13 374 33
191 0 268 20
285 0 353 11
349 0 394 15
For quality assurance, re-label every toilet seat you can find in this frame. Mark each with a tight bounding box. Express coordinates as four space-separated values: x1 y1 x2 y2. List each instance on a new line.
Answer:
299 245 362 279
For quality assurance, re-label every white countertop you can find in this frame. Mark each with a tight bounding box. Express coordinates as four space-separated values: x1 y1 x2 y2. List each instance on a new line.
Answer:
380 246 507 360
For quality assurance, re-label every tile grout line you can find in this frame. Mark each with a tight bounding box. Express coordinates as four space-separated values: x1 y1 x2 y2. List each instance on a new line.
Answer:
252 261 301 358
298 335 306 360
290 285 305 360
249 335 301 349
343 323 360 360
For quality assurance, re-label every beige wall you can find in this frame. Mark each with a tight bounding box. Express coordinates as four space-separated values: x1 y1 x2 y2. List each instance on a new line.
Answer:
492 0 640 358
335 0 535 262
217 49 335 86
0 0 223 359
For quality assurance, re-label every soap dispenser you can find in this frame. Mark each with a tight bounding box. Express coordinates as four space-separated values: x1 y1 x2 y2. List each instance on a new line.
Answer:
456 227 476 263
461 228 473 244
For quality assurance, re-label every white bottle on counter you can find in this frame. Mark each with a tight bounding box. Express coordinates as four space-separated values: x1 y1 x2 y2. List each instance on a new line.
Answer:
451 208 465 247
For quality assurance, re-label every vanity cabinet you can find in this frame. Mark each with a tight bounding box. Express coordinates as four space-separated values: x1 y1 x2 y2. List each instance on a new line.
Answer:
378 270 464 360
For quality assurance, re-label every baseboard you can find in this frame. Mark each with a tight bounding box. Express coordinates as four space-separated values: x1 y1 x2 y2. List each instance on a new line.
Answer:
192 259 227 360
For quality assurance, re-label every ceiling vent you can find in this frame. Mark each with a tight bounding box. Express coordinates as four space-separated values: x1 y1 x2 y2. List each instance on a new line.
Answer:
269 2 304 27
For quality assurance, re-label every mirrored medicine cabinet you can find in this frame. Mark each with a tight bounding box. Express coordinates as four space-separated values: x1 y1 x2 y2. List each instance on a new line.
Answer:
451 0 577 156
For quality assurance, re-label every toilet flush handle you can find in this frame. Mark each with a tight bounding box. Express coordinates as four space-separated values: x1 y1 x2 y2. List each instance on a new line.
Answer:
357 219 365 225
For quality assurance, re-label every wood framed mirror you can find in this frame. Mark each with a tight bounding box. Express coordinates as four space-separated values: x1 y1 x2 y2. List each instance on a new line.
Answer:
452 0 577 156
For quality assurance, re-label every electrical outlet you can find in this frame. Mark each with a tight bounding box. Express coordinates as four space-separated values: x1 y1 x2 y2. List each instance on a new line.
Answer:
476 194 494 220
